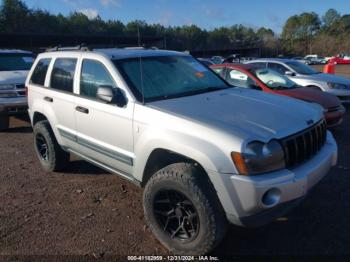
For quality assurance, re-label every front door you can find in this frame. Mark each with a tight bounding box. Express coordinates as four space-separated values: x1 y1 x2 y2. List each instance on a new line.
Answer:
74 59 134 176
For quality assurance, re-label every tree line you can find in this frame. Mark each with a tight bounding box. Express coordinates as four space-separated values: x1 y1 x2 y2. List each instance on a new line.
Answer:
0 0 349 57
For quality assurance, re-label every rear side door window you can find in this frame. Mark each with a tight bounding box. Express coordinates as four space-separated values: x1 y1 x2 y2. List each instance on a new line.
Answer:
30 58 51 86
267 62 288 75
50 58 77 93
80 59 115 99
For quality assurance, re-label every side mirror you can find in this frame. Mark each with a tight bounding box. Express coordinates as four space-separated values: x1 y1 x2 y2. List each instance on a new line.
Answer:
285 71 295 76
97 85 127 107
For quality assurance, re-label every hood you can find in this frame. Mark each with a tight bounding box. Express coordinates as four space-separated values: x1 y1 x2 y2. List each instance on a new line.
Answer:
276 87 341 109
149 88 323 142
297 72 350 85
0 70 29 84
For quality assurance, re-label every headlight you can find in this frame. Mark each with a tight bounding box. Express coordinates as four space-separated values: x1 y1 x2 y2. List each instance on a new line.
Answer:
231 140 285 175
327 82 348 90
0 84 15 90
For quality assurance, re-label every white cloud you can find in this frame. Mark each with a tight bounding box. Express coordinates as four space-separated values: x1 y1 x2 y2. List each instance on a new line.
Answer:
100 0 120 7
79 8 99 19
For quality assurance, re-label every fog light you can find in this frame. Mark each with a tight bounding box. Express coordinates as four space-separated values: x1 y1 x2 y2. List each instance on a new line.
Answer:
262 188 281 207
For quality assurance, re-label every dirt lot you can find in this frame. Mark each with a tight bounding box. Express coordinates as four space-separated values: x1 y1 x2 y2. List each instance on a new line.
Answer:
1 107 350 259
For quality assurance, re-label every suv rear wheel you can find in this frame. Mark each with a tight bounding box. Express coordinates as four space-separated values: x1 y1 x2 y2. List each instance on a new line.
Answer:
143 163 228 255
0 116 9 131
33 120 69 172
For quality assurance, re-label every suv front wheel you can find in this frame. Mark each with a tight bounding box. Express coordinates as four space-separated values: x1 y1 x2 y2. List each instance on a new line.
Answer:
143 163 228 255
33 120 69 172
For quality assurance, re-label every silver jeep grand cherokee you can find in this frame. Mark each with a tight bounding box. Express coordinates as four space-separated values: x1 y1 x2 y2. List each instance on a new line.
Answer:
26 48 337 255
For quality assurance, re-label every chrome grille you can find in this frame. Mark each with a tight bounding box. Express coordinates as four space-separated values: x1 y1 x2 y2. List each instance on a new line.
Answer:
281 120 327 168
15 84 25 96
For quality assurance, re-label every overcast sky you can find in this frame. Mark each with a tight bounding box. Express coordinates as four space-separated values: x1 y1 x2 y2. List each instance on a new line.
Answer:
23 0 350 33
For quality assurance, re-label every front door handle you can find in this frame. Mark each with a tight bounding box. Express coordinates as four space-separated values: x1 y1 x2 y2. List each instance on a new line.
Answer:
44 96 53 102
75 106 89 114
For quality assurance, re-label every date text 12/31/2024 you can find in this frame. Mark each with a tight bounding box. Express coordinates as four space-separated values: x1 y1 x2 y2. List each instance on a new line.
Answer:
127 255 220 261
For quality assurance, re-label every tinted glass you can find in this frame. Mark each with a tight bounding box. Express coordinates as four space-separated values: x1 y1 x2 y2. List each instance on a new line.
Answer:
285 61 318 75
226 68 260 89
0 53 34 71
115 56 229 102
30 58 51 86
80 60 115 99
50 58 77 92
267 63 288 74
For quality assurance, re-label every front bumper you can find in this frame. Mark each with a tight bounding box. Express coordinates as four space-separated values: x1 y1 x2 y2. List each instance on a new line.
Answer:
209 131 337 227
0 96 28 115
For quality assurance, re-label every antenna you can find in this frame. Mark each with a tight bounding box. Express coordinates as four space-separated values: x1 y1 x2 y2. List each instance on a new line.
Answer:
137 21 145 104
137 22 141 47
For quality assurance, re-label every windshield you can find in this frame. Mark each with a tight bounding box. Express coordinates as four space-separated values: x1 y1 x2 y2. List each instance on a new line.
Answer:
285 61 318 75
0 53 34 71
114 55 229 102
252 68 298 90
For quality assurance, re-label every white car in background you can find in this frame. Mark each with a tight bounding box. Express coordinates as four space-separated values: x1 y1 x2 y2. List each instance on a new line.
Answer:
304 55 327 65
0 50 34 130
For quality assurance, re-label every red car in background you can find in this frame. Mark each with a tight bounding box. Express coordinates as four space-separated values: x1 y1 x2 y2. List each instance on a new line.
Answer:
210 63 345 127
329 55 350 64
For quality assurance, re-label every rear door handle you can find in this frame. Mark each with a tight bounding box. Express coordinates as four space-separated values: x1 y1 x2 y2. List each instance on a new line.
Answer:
44 96 53 102
75 106 89 114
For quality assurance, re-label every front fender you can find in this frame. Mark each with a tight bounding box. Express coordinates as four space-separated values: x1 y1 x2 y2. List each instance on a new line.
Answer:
133 126 238 182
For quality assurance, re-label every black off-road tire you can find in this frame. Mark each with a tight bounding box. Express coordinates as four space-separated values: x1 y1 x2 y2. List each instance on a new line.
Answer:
0 116 9 131
33 120 69 172
143 162 228 255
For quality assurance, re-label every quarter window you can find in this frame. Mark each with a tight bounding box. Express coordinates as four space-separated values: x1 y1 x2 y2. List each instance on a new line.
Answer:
30 58 51 86
80 60 115 99
50 58 77 92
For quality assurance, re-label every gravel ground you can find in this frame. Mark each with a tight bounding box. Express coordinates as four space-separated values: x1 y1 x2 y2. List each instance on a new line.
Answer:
0 103 350 260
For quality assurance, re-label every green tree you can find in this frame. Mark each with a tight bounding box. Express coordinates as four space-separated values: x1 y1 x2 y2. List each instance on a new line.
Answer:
0 0 30 32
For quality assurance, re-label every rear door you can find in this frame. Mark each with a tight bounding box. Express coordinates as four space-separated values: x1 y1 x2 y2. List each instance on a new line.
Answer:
43 56 79 148
73 58 134 176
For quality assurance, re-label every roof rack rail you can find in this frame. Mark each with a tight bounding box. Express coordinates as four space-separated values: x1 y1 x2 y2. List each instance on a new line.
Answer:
123 46 146 50
46 44 91 52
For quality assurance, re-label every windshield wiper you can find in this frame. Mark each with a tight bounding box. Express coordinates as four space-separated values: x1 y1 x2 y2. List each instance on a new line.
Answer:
146 86 231 102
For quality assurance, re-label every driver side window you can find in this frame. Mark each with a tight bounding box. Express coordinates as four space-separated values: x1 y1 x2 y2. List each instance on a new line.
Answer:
226 69 261 90
80 59 115 99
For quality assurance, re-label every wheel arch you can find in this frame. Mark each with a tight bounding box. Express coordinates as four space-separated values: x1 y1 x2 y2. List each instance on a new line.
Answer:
306 84 324 91
141 148 208 187
33 111 49 126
